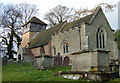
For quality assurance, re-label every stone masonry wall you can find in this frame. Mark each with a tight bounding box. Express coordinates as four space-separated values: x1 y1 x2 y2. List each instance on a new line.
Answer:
72 50 109 71
85 9 115 59
51 27 81 57
21 31 37 48
31 47 41 56
72 52 93 71
31 41 52 56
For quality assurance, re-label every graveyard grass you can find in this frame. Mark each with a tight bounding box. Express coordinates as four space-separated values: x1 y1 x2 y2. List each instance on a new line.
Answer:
2 62 120 82
2 62 83 81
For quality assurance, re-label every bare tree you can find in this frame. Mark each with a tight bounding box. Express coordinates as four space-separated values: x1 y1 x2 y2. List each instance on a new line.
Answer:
0 3 39 58
44 5 75 27
0 3 3 25
17 3 39 24
44 3 116 26
74 7 91 20
75 3 117 20
0 4 22 58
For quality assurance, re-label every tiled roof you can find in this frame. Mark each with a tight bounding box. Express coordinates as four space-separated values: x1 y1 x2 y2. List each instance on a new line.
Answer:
29 22 65 48
28 10 96 49
22 16 47 27
61 14 94 31
28 6 114 49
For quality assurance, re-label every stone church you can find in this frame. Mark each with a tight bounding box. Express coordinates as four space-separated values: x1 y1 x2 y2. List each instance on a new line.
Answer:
20 7 119 71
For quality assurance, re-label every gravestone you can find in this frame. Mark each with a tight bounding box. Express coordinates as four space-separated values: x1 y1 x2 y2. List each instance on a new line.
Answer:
34 55 54 69
8 59 15 64
2 56 8 65
63 56 70 66
54 52 62 66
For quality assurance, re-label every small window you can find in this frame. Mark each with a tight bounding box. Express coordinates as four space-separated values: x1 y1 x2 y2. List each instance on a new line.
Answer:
53 46 56 55
62 41 69 53
66 44 69 53
63 44 66 53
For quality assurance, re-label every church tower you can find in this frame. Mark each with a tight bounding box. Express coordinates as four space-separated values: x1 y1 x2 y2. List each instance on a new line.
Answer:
21 16 47 48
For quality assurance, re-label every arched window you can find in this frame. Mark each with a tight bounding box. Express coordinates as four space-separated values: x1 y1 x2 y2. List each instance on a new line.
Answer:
62 40 69 53
96 27 106 49
53 46 56 55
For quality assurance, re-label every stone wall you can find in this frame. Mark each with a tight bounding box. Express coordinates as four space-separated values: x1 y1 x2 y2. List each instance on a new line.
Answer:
23 54 34 63
51 8 116 60
85 9 115 59
44 41 52 56
72 50 109 71
112 41 119 60
31 47 41 56
72 52 92 71
51 27 80 57
30 41 52 56
97 51 109 71
21 31 38 48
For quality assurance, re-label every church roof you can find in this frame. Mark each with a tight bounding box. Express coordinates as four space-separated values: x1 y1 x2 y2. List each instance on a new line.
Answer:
28 6 114 49
61 13 94 31
29 22 65 48
28 8 97 49
22 16 47 27
28 13 94 49
61 6 114 31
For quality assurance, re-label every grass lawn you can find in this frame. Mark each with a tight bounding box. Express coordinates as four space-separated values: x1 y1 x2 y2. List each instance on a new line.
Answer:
2 62 83 82
2 62 120 82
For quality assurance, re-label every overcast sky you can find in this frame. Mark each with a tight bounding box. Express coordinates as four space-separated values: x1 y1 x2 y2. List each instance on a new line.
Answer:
0 0 119 30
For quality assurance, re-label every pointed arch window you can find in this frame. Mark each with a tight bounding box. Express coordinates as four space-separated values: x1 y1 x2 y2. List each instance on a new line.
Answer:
53 46 56 55
96 27 106 49
62 41 69 53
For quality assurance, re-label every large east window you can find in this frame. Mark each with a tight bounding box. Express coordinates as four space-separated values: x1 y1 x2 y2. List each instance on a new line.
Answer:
96 27 106 49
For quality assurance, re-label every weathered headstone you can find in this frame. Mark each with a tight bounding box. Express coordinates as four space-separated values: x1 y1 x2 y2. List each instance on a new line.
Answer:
63 56 70 66
2 56 8 65
34 55 54 69
8 59 15 64
54 52 62 66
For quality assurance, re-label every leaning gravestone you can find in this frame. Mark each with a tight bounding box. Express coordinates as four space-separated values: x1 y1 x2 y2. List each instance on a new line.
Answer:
2 56 8 65
54 53 62 66
8 59 15 64
63 56 70 66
